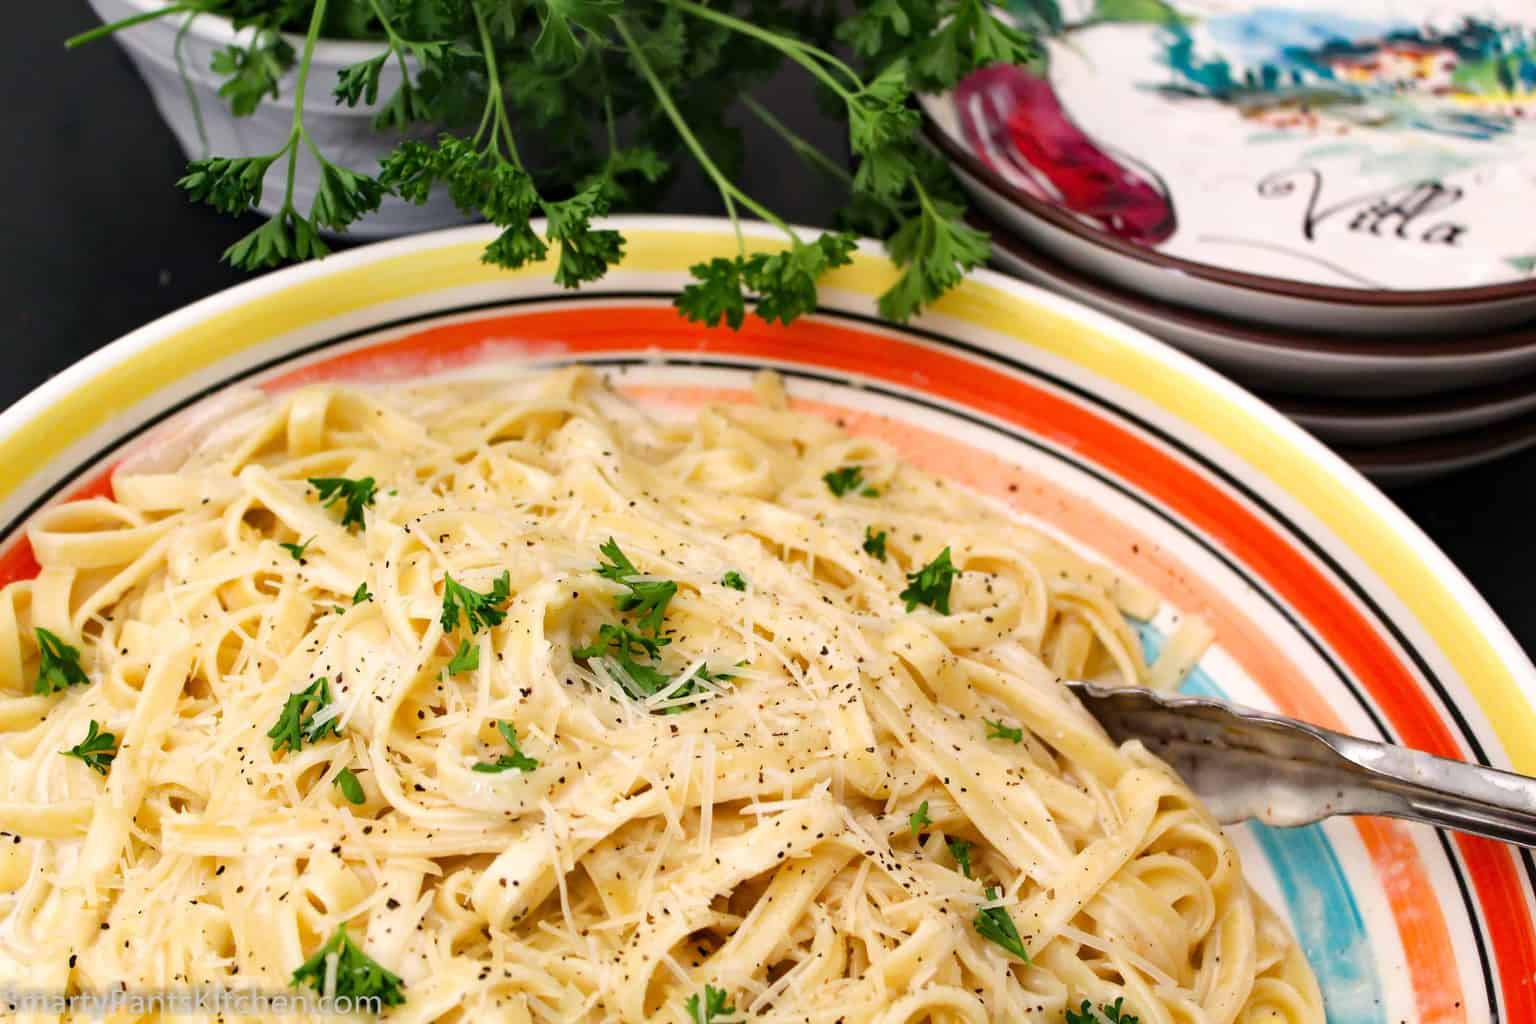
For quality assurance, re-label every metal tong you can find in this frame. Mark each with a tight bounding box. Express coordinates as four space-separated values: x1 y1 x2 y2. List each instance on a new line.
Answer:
1068 681 1536 847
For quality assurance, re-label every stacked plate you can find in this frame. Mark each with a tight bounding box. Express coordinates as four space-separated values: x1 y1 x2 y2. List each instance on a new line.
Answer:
917 0 1536 483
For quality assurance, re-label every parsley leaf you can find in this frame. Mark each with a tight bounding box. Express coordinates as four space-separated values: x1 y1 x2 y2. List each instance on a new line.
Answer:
576 622 671 662
290 924 406 1008
863 527 887 561
62 719 117 776
574 623 674 699
334 767 366 804
1066 998 1140 1024
879 186 991 324
947 837 973 878
741 232 857 326
280 535 316 564
440 571 512 634
334 51 389 107
472 720 539 773
908 799 931 835
311 161 386 232
447 638 480 676
900 547 959 614
542 183 625 288
178 155 276 215
985 719 1024 744
267 677 342 755
34 628 89 696
684 984 735 1024
308 475 378 529
676 257 748 329
211 32 295 117
595 539 676 635
721 571 747 591
909 0 1040 93
823 466 867 497
222 206 331 271
352 582 373 605
974 886 1030 961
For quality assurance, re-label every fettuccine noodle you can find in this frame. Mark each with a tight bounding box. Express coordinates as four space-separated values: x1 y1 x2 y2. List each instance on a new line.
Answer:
0 368 1322 1022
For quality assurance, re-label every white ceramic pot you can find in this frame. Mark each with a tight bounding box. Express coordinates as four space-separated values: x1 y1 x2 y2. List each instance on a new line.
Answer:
86 0 470 238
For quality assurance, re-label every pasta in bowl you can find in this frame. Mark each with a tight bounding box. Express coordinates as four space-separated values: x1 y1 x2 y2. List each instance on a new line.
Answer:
0 366 1320 1022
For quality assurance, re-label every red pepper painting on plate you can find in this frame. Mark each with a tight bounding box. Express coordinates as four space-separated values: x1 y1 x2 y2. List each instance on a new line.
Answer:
955 63 1179 246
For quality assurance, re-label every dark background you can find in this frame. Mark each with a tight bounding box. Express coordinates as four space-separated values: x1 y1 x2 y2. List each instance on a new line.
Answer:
8 4 1533 658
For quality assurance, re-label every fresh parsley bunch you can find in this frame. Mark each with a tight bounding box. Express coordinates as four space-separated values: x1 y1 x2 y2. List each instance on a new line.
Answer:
73 0 1037 325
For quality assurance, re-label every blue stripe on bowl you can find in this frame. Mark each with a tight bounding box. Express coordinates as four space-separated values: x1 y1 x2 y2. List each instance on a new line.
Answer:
1136 624 1385 1022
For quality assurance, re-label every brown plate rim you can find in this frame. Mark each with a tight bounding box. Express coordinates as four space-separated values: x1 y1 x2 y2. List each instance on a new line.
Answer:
975 208 1536 360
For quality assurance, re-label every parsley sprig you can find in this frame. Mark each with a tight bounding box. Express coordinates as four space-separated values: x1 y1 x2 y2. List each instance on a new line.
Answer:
900 547 959 614
863 527 887 561
908 799 931 835
446 638 480 676
334 767 366 804
268 677 342 755
308 476 377 529
1066 998 1140 1024
440 571 512 634
684 985 735 1024
947 837 974 878
290 923 406 1008
595 538 676 634
280 535 316 563
73 0 1032 324
823 465 876 498
974 885 1030 961
472 720 539 774
34 628 89 695
985 718 1024 744
62 720 118 776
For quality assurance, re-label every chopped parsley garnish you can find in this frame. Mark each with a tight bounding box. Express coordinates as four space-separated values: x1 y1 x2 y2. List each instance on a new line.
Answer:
900 547 959 614
985 719 1024 744
446 638 480 676
575 624 674 697
290 923 405 1008
684 985 735 1024
440 571 512 635
307 476 378 530
908 799 931 835
595 538 676 635
577 622 670 661
352 582 373 605
267 677 341 755
472 721 539 774
279 535 316 563
863 527 887 561
1067 998 1140 1024
721 570 747 591
62 719 117 776
34 628 89 695
822 465 866 497
334 767 366 805
974 886 1029 961
947 838 973 878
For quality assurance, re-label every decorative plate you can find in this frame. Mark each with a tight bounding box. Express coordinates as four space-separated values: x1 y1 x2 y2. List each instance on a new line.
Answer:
3 218 1534 1022
923 0 1536 330
980 205 1536 397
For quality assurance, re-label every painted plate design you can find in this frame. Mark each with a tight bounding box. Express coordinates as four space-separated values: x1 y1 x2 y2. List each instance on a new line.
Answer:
931 0 1536 293
2 219 1534 1021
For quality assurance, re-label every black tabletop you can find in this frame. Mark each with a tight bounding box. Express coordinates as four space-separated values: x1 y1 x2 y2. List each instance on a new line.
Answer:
9 4 1534 661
